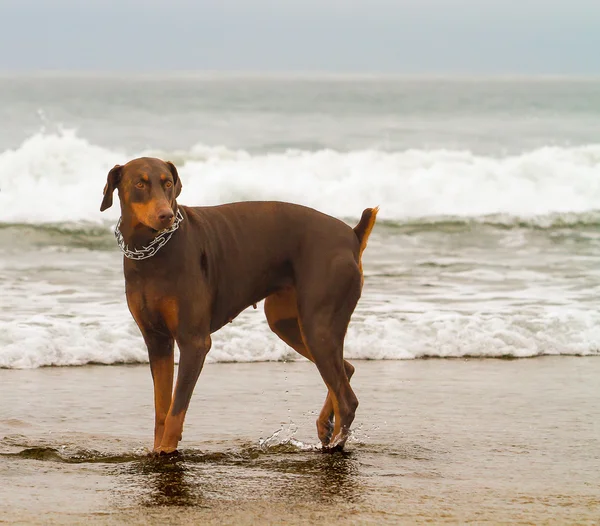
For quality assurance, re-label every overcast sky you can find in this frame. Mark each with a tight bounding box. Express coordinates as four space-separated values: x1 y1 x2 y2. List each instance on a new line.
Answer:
1 0 599 74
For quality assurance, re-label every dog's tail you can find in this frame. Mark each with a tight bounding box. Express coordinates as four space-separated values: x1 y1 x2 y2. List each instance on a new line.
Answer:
354 206 379 271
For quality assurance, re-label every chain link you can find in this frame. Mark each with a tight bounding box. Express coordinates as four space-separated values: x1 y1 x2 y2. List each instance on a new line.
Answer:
114 209 184 260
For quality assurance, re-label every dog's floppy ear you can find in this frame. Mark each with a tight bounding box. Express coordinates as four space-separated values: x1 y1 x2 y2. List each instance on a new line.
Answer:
100 165 122 212
166 161 182 198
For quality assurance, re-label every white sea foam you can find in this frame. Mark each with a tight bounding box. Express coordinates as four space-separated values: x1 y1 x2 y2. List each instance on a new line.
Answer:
1 131 600 225
1 300 598 369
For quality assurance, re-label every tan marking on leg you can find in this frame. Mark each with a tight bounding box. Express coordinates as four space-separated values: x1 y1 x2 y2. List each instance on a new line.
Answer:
156 411 186 454
126 291 145 331
155 335 211 454
160 297 179 335
151 355 174 450
265 287 299 323
265 288 314 360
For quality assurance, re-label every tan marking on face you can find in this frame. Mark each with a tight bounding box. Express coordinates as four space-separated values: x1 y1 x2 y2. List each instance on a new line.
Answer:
130 195 173 229
129 202 156 227
117 160 177 229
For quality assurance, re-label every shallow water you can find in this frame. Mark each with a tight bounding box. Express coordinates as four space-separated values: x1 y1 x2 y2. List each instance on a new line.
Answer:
2 220 600 369
1 360 599 524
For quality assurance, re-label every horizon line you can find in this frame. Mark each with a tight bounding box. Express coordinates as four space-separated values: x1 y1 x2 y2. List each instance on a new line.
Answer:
0 69 599 81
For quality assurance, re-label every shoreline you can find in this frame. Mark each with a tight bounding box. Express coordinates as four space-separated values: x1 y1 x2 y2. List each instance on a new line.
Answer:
3 353 599 372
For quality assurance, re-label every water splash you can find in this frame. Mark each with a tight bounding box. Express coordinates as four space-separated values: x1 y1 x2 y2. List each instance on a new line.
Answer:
258 423 320 452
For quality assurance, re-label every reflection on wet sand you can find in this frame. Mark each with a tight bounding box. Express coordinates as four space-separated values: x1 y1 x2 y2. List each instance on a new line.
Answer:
132 456 203 507
118 445 364 509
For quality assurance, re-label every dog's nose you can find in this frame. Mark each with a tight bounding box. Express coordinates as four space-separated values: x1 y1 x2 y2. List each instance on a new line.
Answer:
158 210 174 223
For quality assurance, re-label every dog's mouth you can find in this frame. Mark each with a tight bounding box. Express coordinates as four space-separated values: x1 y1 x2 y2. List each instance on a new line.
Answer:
146 214 175 233
135 219 173 235
149 225 170 235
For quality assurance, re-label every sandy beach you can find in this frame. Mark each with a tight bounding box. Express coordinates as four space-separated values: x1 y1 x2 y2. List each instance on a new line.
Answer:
1 358 598 524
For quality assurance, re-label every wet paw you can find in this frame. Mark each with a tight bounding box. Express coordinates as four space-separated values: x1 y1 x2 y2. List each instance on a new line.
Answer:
317 417 334 446
149 447 180 458
321 442 345 454
323 429 349 452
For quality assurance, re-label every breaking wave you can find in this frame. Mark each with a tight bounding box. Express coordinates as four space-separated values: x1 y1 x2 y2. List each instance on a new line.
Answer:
1 131 600 227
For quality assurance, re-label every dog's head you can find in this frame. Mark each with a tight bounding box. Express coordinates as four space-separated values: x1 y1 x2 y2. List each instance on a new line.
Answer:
100 157 182 231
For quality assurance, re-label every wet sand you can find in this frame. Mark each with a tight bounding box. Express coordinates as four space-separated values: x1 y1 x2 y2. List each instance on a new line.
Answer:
1 358 599 525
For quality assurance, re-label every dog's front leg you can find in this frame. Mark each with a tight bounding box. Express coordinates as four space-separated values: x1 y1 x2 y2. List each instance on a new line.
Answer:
145 333 175 451
154 333 212 455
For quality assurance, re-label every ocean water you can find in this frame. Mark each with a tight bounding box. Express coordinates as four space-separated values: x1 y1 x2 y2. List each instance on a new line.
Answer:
1 73 600 368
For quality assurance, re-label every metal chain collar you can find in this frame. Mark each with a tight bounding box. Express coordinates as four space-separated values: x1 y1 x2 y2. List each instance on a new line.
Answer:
114 209 184 260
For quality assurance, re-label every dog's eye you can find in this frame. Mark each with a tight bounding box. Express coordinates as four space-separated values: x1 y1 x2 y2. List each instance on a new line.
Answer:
165 181 173 188
135 182 145 189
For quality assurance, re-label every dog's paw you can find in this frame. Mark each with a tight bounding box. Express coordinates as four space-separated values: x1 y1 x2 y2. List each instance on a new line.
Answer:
149 447 180 458
321 442 345 454
317 418 334 446
322 429 349 453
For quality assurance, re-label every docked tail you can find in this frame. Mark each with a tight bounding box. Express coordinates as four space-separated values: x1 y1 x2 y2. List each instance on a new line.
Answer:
354 206 379 272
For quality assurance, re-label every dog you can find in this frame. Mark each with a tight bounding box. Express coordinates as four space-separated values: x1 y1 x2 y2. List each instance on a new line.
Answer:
100 157 378 454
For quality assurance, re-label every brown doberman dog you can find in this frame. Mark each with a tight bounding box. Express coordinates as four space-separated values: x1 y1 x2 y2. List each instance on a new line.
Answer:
100 157 378 454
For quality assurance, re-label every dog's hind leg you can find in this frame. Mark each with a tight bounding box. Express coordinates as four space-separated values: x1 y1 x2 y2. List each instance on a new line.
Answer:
296 256 363 451
265 288 356 447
